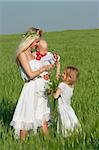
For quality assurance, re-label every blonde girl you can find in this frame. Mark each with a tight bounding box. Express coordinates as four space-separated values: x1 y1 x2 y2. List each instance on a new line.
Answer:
54 66 81 136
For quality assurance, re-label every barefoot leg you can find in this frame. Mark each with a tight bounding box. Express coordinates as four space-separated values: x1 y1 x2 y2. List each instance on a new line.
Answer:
20 130 28 140
41 121 48 135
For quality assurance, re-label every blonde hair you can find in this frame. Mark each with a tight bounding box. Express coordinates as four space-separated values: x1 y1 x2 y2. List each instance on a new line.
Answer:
16 27 43 63
64 66 79 85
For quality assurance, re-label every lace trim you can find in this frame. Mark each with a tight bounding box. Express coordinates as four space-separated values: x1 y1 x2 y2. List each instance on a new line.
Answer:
10 117 50 130
10 114 50 136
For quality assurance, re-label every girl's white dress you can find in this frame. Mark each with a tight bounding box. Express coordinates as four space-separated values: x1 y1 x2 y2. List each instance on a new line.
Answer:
57 82 80 136
10 59 50 136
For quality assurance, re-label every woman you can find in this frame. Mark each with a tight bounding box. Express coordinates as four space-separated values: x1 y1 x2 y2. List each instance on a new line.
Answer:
10 27 54 140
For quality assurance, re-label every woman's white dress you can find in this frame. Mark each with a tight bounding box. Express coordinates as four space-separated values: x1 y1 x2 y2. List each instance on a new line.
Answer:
57 82 80 136
10 59 50 136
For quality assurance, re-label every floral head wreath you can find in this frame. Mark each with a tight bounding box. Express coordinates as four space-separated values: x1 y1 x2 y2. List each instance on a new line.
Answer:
22 27 43 39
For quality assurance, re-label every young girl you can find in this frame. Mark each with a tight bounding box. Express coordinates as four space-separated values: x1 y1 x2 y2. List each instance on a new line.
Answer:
54 66 81 137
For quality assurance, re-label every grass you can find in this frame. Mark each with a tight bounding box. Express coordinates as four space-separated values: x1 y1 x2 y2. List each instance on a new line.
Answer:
0 29 99 149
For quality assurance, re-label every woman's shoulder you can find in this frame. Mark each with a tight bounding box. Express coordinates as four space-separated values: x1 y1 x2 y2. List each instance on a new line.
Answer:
18 51 30 64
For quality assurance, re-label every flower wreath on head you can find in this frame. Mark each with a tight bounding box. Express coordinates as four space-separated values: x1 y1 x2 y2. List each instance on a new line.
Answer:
23 27 43 39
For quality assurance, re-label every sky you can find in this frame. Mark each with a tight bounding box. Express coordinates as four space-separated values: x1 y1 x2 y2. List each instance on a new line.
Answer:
0 0 99 34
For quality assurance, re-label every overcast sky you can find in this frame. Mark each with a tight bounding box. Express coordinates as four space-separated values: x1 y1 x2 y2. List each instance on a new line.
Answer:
0 0 99 34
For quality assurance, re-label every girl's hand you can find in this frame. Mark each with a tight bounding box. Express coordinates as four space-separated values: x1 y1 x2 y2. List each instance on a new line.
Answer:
47 89 52 95
53 52 60 64
57 55 60 62
55 54 60 80
56 72 60 80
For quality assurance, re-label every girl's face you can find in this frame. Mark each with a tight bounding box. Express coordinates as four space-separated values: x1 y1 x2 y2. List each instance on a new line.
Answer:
62 70 67 81
62 69 77 85
62 69 72 83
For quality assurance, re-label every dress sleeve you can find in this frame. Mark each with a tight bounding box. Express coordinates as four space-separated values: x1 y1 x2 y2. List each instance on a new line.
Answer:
58 82 64 90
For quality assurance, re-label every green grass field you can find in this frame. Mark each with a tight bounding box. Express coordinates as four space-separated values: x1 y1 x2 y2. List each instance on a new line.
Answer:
0 29 99 150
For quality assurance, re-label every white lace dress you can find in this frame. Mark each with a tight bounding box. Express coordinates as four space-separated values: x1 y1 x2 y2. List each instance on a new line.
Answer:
57 82 80 136
10 59 50 136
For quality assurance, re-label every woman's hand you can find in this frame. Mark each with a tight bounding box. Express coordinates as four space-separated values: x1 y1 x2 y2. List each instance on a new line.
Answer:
45 64 54 71
40 64 54 72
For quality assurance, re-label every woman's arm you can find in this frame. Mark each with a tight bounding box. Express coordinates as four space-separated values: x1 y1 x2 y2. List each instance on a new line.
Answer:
18 52 54 79
54 88 61 99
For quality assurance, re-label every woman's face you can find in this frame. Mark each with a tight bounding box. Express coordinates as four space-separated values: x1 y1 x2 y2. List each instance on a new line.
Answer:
30 39 39 49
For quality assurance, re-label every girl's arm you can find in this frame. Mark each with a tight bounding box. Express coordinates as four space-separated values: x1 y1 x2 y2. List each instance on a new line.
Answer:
54 88 61 99
53 53 60 80
56 61 60 80
18 52 54 79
